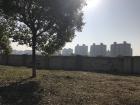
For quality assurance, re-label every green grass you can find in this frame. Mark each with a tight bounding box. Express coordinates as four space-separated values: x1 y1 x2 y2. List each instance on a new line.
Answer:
0 65 140 105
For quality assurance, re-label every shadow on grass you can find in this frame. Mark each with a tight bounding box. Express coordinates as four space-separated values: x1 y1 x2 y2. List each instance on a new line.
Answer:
0 77 43 105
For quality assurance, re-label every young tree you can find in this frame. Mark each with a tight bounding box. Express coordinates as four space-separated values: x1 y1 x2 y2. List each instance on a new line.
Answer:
0 16 12 55
0 26 12 55
1 0 86 77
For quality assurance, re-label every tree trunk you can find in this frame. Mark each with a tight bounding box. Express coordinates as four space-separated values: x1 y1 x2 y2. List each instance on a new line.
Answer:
32 33 36 77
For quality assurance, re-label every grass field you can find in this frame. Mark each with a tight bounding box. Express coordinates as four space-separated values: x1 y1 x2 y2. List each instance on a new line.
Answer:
0 65 140 105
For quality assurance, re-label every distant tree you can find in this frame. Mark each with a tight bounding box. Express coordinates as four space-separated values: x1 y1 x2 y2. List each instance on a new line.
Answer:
0 0 86 77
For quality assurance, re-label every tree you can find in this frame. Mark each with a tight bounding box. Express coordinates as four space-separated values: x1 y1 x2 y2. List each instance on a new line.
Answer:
0 0 86 77
0 25 12 55
0 16 12 55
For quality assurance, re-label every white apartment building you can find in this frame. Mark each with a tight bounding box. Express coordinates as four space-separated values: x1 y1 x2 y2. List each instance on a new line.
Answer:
53 50 62 56
62 48 73 56
90 43 107 57
75 44 88 56
110 41 132 57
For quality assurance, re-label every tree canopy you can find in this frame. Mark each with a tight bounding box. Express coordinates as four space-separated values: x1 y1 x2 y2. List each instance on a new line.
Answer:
1 0 86 54
0 0 86 77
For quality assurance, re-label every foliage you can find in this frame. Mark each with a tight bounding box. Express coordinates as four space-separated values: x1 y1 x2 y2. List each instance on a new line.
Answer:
0 0 86 55
0 15 12 55
0 0 86 77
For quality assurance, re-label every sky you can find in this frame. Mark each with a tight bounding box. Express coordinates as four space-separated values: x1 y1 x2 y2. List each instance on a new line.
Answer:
12 0 140 56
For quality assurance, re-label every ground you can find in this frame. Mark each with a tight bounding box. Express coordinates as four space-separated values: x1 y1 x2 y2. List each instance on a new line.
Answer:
0 65 140 105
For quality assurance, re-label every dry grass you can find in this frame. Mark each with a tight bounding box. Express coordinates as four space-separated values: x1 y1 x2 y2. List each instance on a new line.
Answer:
0 65 140 105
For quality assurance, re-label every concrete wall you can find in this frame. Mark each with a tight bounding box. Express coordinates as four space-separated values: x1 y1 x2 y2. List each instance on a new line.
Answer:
133 57 140 74
0 55 139 74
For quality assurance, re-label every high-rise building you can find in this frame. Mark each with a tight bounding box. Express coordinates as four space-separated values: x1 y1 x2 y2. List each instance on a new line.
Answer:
53 50 62 56
75 44 88 56
90 43 107 57
62 48 73 56
110 41 132 57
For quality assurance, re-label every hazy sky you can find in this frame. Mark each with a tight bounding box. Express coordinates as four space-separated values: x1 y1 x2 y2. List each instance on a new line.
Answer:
12 0 140 55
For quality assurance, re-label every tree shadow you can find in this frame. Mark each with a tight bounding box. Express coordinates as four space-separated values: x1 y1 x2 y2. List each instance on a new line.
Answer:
0 77 43 105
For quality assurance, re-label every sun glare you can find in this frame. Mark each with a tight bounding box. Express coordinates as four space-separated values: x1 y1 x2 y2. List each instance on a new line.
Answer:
86 0 101 8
